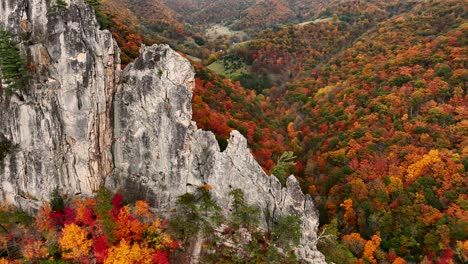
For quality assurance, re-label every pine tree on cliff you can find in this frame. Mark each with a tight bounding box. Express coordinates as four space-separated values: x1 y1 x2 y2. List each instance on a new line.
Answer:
0 29 29 96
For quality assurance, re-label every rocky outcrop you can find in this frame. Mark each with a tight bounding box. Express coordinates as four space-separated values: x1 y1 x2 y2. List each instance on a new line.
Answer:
110 44 325 262
111 44 196 208
0 0 120 208
0 0 325 262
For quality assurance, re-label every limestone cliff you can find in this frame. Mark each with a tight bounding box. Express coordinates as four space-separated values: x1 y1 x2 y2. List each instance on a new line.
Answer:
0 0 120 208
0 0 325 262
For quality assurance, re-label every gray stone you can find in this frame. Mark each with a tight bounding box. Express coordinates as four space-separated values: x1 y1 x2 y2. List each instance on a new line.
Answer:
0 0 120 208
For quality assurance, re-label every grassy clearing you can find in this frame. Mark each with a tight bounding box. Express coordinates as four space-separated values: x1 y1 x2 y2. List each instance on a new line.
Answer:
186 54 202 62
207 60 250 79
296 17 333 27
205 24 248 41
231 40 252 49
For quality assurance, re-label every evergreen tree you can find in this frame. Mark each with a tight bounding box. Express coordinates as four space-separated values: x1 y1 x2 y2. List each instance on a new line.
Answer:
50 188 65 212
168 186 223 242
48 0 68 16
271 215 301 250
229 189 260 231
0 136 13 161
0 29 29 96
84 0 101 7
84 0 111 29
271 151 296 186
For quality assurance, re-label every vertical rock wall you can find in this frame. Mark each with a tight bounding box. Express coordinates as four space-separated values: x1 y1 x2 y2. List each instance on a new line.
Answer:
0 0 120 208
112 45 195 208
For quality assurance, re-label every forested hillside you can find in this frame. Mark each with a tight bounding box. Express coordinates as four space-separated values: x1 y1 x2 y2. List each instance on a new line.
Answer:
90 0 467 262
164 0 333 30
271 1 467 262
229 0 416 88
99 0 196 64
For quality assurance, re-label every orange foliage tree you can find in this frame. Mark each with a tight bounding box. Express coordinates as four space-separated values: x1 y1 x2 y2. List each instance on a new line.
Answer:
0 190 178 263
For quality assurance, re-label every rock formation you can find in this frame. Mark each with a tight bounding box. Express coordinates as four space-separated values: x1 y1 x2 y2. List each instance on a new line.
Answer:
0 0 120 209
0 0 325 262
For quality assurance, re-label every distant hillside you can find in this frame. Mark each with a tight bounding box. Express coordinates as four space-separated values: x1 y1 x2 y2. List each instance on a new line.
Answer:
100 0 198 64
164 0 256 25
164 0 333 30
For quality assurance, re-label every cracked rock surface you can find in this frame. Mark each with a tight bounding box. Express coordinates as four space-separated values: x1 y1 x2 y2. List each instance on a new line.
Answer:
0 0 120 209
0 1 325 262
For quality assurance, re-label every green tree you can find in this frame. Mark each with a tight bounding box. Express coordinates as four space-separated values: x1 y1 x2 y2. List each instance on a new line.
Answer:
0 135 13 161
95 186 117 243
84 0 101 7
229 189 260 231
271 215 301 249
48 0 68 15
0 29 29 95
271 151 296 186
50 188 65 212
84 0 111 29
317 219 356 264
168 186 223 242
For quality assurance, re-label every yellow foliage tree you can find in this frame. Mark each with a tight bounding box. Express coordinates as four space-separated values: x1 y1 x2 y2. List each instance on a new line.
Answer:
287 122 297 138
406 150 441 181
142 219 174 250
362 233 381 264
340 198 357 227
105 239 153 264
389 176 403 191
0 258 18 264
59 223 93 260
393 257 406 264
455 240 468 262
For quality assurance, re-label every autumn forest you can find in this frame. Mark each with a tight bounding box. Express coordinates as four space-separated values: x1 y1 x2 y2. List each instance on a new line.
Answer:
1 0 467 263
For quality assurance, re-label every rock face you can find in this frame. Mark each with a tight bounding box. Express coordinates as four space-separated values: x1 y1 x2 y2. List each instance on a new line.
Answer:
111 44 325 263
0 0 120 208
0 1 325 262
